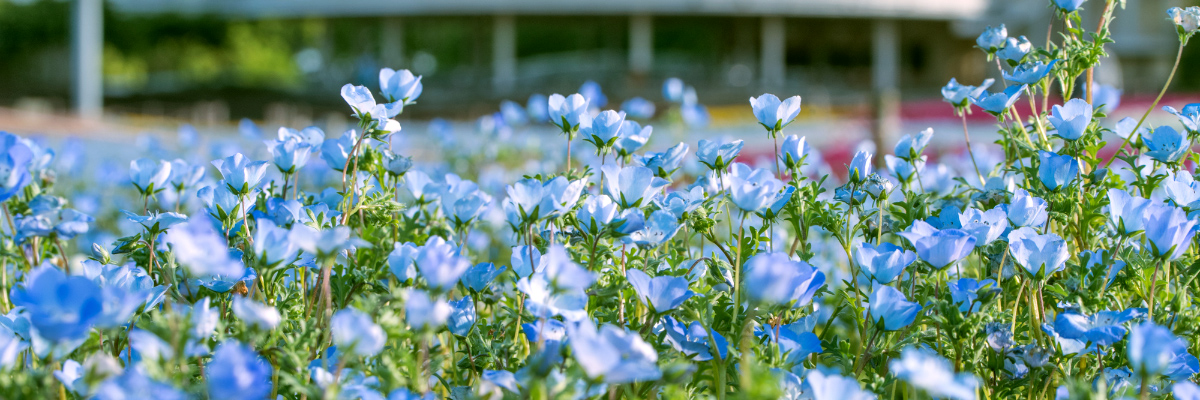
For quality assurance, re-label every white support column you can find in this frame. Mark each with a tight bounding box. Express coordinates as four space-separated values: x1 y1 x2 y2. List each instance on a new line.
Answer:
629 14 653 75
380 17 405 68
871 19 901 154
760 16 786 89
72 0 103 119
493 15 516 95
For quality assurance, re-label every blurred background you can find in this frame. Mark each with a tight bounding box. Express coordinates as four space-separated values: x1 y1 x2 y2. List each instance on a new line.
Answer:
0 0 1198 156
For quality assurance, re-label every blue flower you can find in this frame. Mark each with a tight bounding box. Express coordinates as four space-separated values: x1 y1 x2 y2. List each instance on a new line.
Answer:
1008 227 1070 278
252 219 298 267
1175 382 1200 400
526 93 549 122
614 121 653 158
206 340 273 400
663 77 685 102
972 84 1026 115
1007 189 1049 228
621 97 656 119
265 137 313 174
759 318 822 365
448 296 475 336
405 289 453 330
655 187 704 219
638 142 689 179
1048 99 1092 140
942 78 994 108
696 139 744 171
93 367 186 400
548 93 589 132
1054 0 1086 11
601 165 669 209
627 210 682 248
779 135 806 170
661 316 727 361
948 278 998 313
1088 83 1122 113
386 242 418 282
847 150 873 182
1165 104 1200 132
890 347 980 400
1037 151 1079 190
460 262 506 292
958 206 1009 245
761 185 796 219
232 297 281 330
163 217 245 277
1055 308 1145 347
855 242 916 284
277 125 326 148
11 265 102 343
976 24 1007 52
869 285 920 331
997 36 1032 64
1003 60 1058 85
340 83 378 116
581 110 625 152
567 320 661 384
332 308 387 356
129 158 171 195
379 68 422 105
415 240 470 291
894 128 933 161
1129 322 1186 376
211 153 269 195
729 174 782 213
382 150 413 177
749 93 802 134
803 370 877 400
743 252 826 307
885 154 926 183
1144 204 1198 260
1142 125 1189 163
626 269 694 312
522 318 567 345
579 80 607 108
898 220 977 269
320 129 358 171
1107 188 1152 235
290 225 368 258
197 183 253 222
168 159 205 190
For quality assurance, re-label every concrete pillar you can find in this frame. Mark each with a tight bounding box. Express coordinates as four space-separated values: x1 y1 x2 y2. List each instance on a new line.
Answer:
492 15 516 95
760 16 786 89
380 17 405 68
629 14 654 75
72 0 103 119
871 19 901 158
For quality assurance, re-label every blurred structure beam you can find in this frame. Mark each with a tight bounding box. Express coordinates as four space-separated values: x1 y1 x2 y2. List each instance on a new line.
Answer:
760 16 785 89
380 17 405 68
72 0 103 119
871 19 900 155
492 15 516 95
629 15 653 76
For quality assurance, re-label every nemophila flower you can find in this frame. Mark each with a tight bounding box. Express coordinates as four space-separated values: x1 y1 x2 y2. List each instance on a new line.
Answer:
728 174 781 213
847 150 873 182
448 296 475 336
743 252 826 307
1142 125 1189 163
885 154 926 183
460 262 506 292
696 139 744 172
265 137 313 174
55 354 120 396
942 78 994 108
190 265 256 294
1055 308 1145 347
518 273 588 321
277 126 325 148
1168 346 1200 381
1176 382 1200 400
891 348 979 400
621 97 655 119
1004 60 1058 85
1163 172 1200 209
898 220 977 269
1088 83 1122 113
601 165 669 209
1007 189 1049 228
511 245 543 278
505 176 586 222
405 289 452 330
976 24 1007 52
760 185 796 219
581 110 625 153
868 285 920 331
660 316 727 361
749 93 802 134
77 261 163 329
958 206 1009 245
638 142 690 179
986 323 1015 353
894 128 933 161
757 318 822 365
340 83 378 116
548 93 589 132
198 183 254 222
577 195 619 234
414 240 470 291
183 297 219 342
290 225 367 258
11 265 102 343
972 84 1026 115
1107 188 1152 235
1165 104 1200 133
206 340 272 400
251 219 298 267
776 134 807 170
525 93 549 123
655 187 704 219
1048 99 1092 141
997 36 1032 64
568 319 661 384
0 133 32 200
614 120 652 159
626 269 694 313
855 242 916 284
163 217 245 277
948 278 998 313
1169 7 1200 36
211 153 269 195
442 186 492 229
579 80 607 108
803 370 877 400
231 296 281 331
522 318 567 345
168 159 205 191
627 210 682 248
663 77 685 102
1053 0 1085 12
379 68 422 106
320 129 358 171
1008 227 1070 278
0 325 25 370
93 367 187 400
129 158 171 195
1144 204 1198 260
1037 151 1079 190
1129 322 1186 376
331 308 386 356
382 150 413 177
